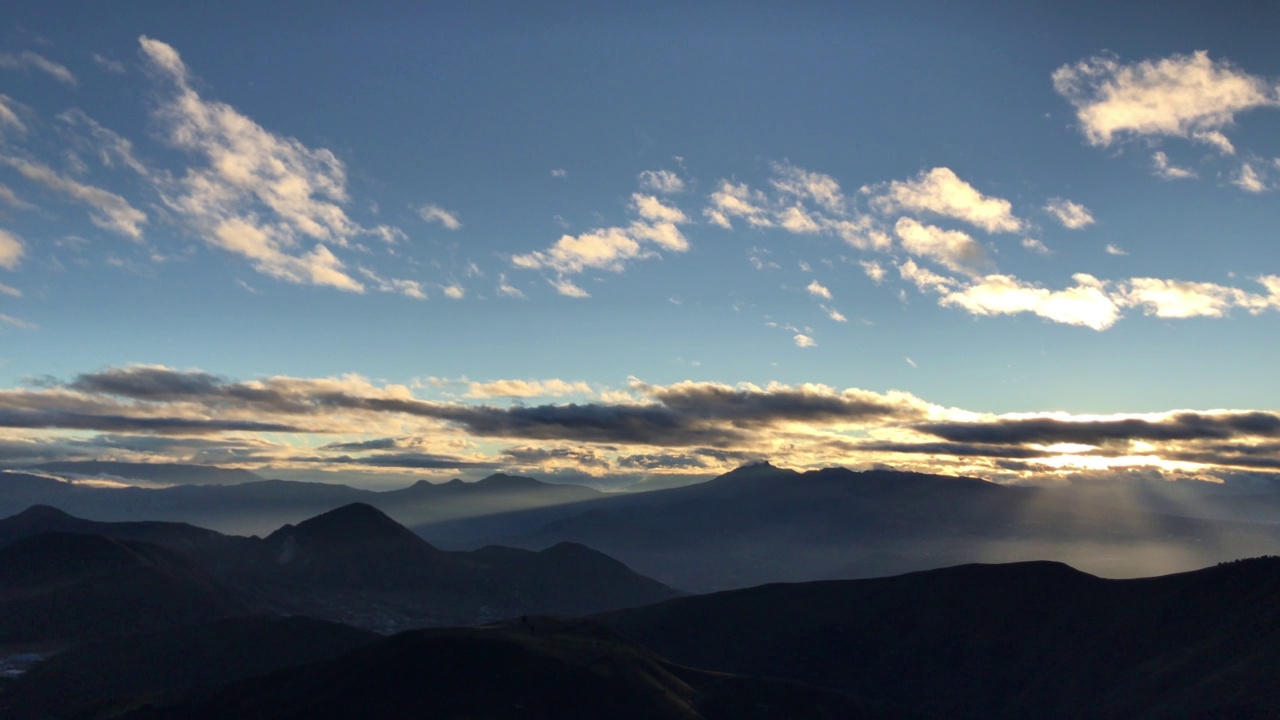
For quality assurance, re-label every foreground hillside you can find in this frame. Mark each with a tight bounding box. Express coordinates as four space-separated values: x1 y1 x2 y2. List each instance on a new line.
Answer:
600 558 1280 719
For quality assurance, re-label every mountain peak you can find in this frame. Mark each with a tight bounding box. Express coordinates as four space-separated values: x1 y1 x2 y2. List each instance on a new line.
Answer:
10 504 76 523
476 473 541 489
283 503 417 544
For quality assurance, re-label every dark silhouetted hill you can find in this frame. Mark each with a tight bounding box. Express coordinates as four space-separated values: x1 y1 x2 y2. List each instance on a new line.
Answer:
116 619 910 720
0 532 247 643
0 615 377 720
600 558 1280 719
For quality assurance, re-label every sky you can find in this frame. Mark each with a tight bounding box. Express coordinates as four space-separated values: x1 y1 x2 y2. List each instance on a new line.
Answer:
1 1 1279 490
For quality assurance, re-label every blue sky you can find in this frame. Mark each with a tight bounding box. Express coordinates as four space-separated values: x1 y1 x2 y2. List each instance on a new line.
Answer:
2 1 1280 489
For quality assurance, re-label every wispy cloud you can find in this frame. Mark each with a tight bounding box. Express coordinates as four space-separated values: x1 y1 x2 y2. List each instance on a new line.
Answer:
638 169 685 194
805 280 833 300
894 217 991 277
0 156 147 239
1044 198 1095 229
138 36 367 291
0 229 25 269
1152 151 1197 180
1233 162 1268 193
0 51 77 85
418 204 462 229
1022 238 1052 256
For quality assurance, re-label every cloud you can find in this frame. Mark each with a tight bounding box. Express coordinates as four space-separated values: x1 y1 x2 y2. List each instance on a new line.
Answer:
496 274 525 298
0 229 25 269
418 204 462 229
0 156 147 239
918 411 1280 446
938 273 1120 331
860 260 886 283
359 268 427 299
1022 238 1052 256
1053 50 1277 148
1233 162 1268 193
0 313 35 329
805 280 833 300
1105 244 1128 256
1152 151 1197 180
92 53 127 74
873 167 1024 233
549 278 590 297
138 36 365 291
442 284 465 299
550 168 566 178
1118 277 1277 318
1044 198 1095 229
770 161 845 214
822 305 848 323
631 193 688 226
303 452 501 470
638 169 685 193
704 180 773 229
465 379 593 399
0 51 76 85
793 334 817 348
894 217 991 276
0 94 28 133
0 282 20 297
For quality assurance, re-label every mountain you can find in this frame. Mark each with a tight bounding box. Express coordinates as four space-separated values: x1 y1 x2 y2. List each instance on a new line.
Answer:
233 503 681 628
599 558 1280 720
0 469 605 537
0 615 377 720
494 465 1280 591
115 618 911 720
0 532 247 643
0 503 681 632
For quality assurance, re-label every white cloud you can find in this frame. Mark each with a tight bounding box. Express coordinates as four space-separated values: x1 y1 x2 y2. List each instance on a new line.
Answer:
1118 277 1274 318
1022 238 1052 256
897 259 957 295
0 51 76 85
1105 244 1128 256
0 156 147 239
631 193 688 224
1044 198 1095 229
138 36 365 292
1152 151 1197 180
0 229 24 269
770 161 845 214
359 268 427 299
822 305 848 323
442 284 465 300
893 217 990 276
0 313 36 329
465 379 593 399
549 278 590 298
1233 162 1268 193
860 260 886 283
638 169 685 194
873 167 1024 233
905 356 917 368
939 273 1121 331
496 274 525 298
705 180 773 229
0 184 32 210
806 280 833 300
0 94 28 133
550 168 567 178
0 282 20 297
778 205 821 233
1053 50 1277 148
418 204 462 229
793 333 817 348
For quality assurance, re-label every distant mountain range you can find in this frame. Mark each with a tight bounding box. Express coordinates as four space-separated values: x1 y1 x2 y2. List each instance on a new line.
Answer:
0 503 680 634
7 461 1280 594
